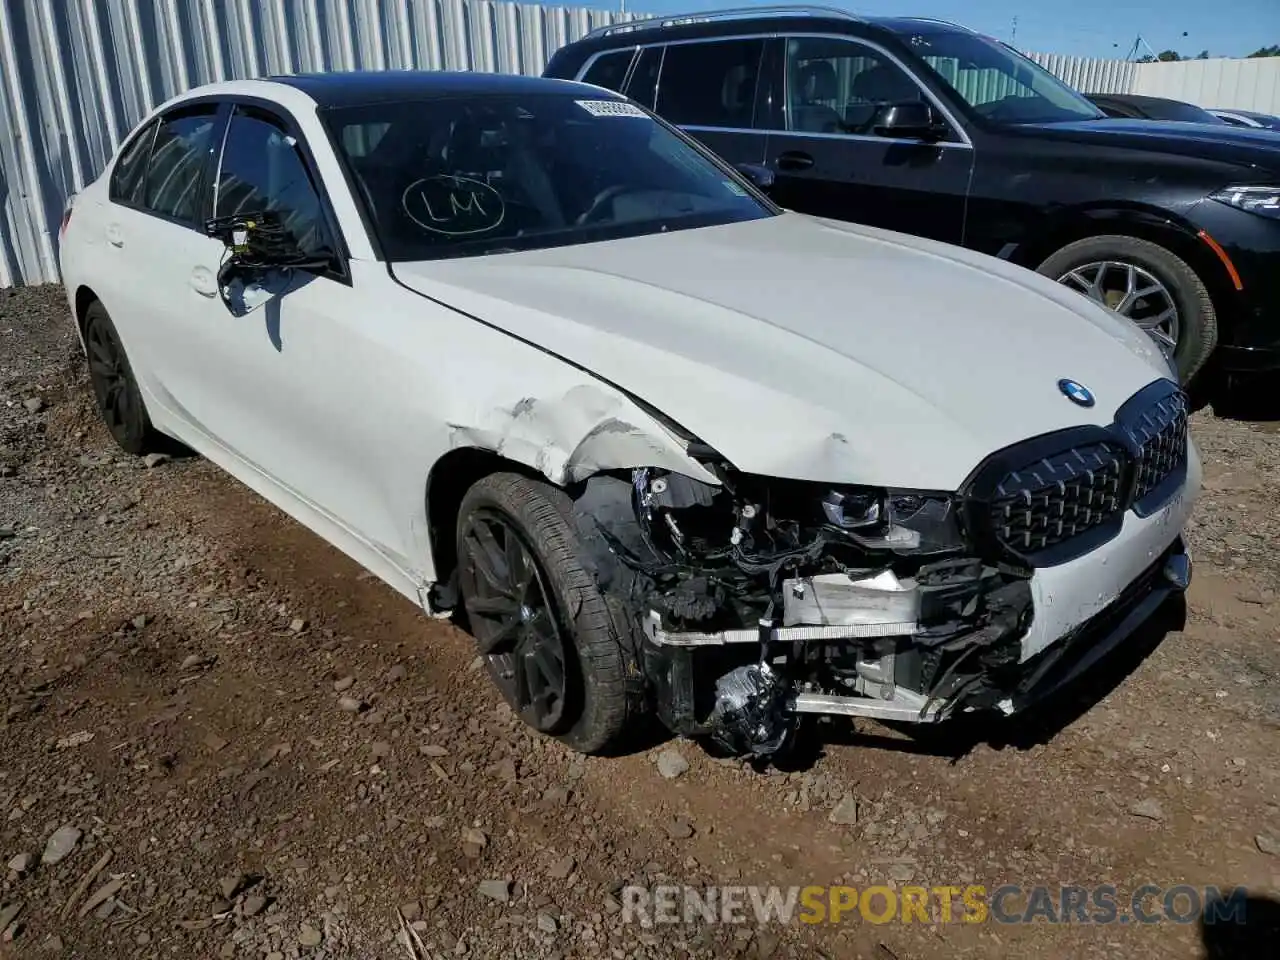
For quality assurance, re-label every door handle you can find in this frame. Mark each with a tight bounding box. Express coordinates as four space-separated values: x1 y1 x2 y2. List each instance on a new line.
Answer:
774 151 815 172
189 266 218 298
105 224 123 248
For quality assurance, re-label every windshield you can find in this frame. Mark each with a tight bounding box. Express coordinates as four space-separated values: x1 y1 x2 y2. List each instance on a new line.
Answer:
1148 101 1225 124
904 28 1104 124
324 94 772 261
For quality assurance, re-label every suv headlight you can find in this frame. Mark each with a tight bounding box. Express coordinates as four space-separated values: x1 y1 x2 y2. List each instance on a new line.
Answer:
1209 184 1280 219
822 488 966 554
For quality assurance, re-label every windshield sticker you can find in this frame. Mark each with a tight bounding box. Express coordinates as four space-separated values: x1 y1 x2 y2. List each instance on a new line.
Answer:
723 180 747 196
575 99 648 118
401 175 505 236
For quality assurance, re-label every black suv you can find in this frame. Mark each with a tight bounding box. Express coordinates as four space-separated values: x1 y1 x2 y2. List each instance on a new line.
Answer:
544 6 1280 385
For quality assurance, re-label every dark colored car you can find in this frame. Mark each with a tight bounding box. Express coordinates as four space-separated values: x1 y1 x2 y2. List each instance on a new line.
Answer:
544 6 1280 384
1210 108 1280 131
1086 92 1227 125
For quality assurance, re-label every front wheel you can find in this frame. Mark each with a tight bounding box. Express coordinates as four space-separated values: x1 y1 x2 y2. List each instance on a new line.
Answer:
454 472 645 753
1037 235 1218 385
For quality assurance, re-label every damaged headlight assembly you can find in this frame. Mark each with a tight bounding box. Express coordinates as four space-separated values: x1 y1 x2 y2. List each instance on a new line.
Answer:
572 465 1034 759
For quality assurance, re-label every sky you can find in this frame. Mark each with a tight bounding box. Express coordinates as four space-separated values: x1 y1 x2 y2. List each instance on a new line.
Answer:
602 1 1280 60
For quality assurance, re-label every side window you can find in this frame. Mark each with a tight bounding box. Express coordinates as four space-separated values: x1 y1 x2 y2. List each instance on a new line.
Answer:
215 107 331 259
109 120 157 206
580 48 635 93
627 46 663 109
655 38 765 128
784 37 927 135
144 107 218 223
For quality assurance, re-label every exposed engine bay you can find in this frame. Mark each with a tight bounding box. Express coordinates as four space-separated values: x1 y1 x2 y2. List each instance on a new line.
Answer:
570 465 1037 758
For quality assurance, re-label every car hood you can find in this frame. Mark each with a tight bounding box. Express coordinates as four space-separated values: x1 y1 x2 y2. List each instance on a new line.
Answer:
1016 118 1280 174
394 214 1171 489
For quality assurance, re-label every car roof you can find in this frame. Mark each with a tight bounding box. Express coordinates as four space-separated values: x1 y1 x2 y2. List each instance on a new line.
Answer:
561 7 975 52
268 70 608 108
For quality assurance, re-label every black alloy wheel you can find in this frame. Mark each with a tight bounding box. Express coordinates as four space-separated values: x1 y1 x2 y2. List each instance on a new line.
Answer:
82 301 157 454
458 508 570 733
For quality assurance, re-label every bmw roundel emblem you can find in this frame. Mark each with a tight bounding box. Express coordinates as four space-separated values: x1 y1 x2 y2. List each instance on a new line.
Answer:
1058 379 1095 408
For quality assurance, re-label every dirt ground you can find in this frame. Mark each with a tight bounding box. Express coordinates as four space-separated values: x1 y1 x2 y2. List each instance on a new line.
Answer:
1 284 1278 960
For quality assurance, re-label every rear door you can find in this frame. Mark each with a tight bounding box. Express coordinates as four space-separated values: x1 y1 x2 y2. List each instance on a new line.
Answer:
635 36 769 167
759 35 972 244
96 102 225 403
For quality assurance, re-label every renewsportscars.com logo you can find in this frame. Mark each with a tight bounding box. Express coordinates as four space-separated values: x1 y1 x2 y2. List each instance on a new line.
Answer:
620 884 1250 927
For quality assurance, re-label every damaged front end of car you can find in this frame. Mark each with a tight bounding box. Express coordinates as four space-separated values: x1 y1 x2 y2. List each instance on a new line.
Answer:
569 463 1037 758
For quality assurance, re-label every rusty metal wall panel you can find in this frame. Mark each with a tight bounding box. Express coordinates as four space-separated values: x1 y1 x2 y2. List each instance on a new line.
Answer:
0 0 632 286
1027 51 1136 95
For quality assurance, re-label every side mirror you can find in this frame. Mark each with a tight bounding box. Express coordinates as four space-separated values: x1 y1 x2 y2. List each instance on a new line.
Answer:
734 162 776 193
872 101 947 141
203 211 331 314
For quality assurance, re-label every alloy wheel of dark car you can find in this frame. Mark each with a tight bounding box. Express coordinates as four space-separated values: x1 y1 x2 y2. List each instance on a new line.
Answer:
1055 260 1181 356
1038 235 1218 385
459 508 570 732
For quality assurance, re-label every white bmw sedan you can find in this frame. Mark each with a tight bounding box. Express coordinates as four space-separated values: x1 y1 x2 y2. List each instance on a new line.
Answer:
60 72 1199 758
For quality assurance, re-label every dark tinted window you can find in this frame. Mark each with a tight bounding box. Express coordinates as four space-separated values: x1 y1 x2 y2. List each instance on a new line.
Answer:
580 48 634 93
215 108 331 257
1145 100 1225 123
784 37 927 135
109 120 156 205
655 38 765 128
144 107 218 223
326 93 771 262
628 46 663 109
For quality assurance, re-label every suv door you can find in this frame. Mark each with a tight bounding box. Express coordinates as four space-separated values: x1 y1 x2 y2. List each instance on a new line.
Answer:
635 37 769 167
760 35 972 244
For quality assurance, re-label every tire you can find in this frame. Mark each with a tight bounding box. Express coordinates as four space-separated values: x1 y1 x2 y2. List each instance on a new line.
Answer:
454 472 645 753
1037 235 1217 385
81 301 162 455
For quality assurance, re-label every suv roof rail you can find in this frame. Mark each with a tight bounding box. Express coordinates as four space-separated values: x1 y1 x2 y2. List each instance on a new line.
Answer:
581 5 862 42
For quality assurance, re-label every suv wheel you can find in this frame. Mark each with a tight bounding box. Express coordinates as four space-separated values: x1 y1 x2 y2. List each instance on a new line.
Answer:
1037 235 1217 385
454 472 645 753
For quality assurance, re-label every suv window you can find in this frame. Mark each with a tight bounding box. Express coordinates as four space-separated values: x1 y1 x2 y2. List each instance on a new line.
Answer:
109 120 157 206
655 38 765 128
144 107 218 223
627 46 663 109
215 107 331 259
580 48 634 93
784 37 926 135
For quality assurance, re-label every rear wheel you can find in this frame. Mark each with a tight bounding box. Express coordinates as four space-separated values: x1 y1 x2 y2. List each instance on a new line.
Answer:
82 301 161 454
455 472 644 753
1037 235 1217 385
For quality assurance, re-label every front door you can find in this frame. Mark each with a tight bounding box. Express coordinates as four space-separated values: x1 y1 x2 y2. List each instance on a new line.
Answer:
760 36 973 245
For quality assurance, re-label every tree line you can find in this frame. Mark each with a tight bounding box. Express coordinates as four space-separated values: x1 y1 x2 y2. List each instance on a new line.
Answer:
1138 45 1279 62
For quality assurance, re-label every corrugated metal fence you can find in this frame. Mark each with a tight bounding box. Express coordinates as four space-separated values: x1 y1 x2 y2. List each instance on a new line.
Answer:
0 0 635 287
1 1 1278 287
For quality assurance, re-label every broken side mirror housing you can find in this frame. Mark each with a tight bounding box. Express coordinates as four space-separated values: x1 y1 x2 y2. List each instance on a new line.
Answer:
203 211 334 313
872 101 948 142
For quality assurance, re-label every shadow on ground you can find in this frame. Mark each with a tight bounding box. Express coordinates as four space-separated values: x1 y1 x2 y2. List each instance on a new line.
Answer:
771 594 1186 772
